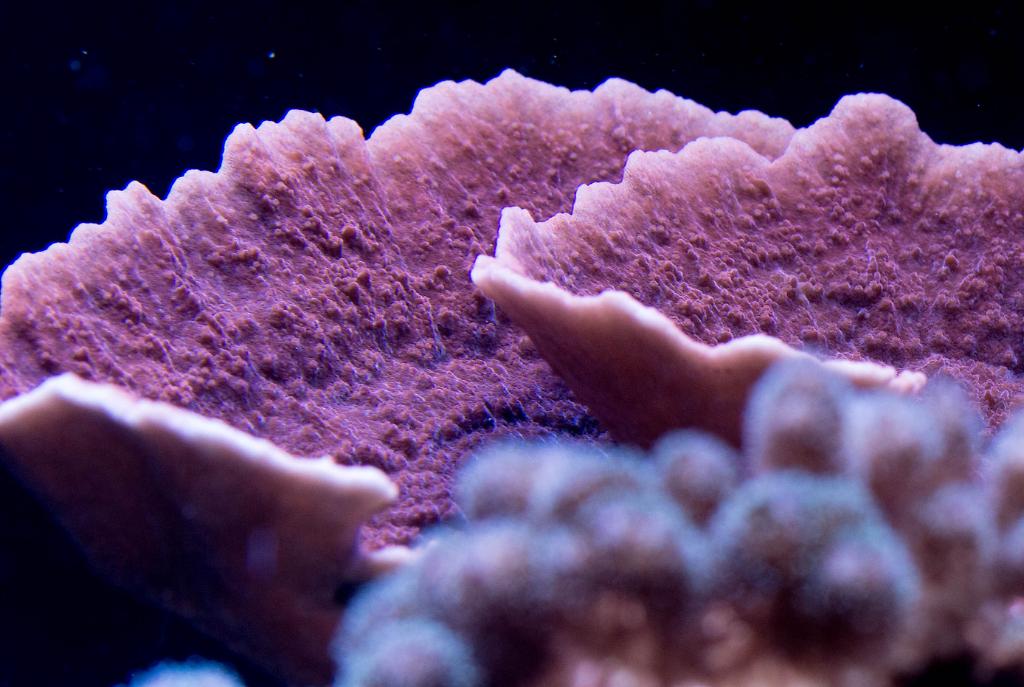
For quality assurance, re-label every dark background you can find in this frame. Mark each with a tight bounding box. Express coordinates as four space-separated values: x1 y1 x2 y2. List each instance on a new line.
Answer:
2 2 1023 685
2 1 1024 270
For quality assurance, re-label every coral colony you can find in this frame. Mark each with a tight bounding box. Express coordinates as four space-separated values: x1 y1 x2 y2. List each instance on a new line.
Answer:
0 71 1022 686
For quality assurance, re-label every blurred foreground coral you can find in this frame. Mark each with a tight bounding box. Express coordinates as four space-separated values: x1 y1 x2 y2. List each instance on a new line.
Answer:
330 359 1024 687
124 661 244 687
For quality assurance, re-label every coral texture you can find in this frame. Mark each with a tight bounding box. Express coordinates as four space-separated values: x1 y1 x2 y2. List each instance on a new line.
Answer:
0 70 795 683
0 375 399 685
0 70 792 549
2 70 1023 686
474 94 1024 446
335 361 1024 686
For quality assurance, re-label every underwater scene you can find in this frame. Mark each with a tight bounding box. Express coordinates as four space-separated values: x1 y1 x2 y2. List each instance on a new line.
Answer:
3 4 1024 687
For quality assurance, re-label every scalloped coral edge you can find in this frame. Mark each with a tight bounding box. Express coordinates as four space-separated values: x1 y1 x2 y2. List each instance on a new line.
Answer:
472 254 925 448
0 373 406 685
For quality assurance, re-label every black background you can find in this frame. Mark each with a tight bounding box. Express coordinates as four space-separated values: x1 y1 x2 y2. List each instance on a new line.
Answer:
2 2 1024 685
2 1 1024 270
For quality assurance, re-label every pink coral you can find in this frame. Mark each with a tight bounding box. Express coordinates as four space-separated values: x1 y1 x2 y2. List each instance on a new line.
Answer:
0 70 793 545
474 93 1024 446
0 71 793 682
3 70 1024 685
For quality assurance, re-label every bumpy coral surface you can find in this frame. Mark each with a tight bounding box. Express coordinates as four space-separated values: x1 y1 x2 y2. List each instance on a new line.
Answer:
2 70 1023 686
0 70 791 549
475 93 1024 447
0 71 795 683
335 361 1024 686
0 375 400 684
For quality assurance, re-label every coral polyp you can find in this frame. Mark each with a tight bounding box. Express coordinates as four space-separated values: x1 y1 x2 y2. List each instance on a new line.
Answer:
335 361 1024 686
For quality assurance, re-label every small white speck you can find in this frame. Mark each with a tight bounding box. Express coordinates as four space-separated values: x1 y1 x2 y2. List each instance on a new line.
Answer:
268 51 276 59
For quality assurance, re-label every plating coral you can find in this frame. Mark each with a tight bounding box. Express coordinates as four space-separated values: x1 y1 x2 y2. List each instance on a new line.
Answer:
3 71 1024 685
